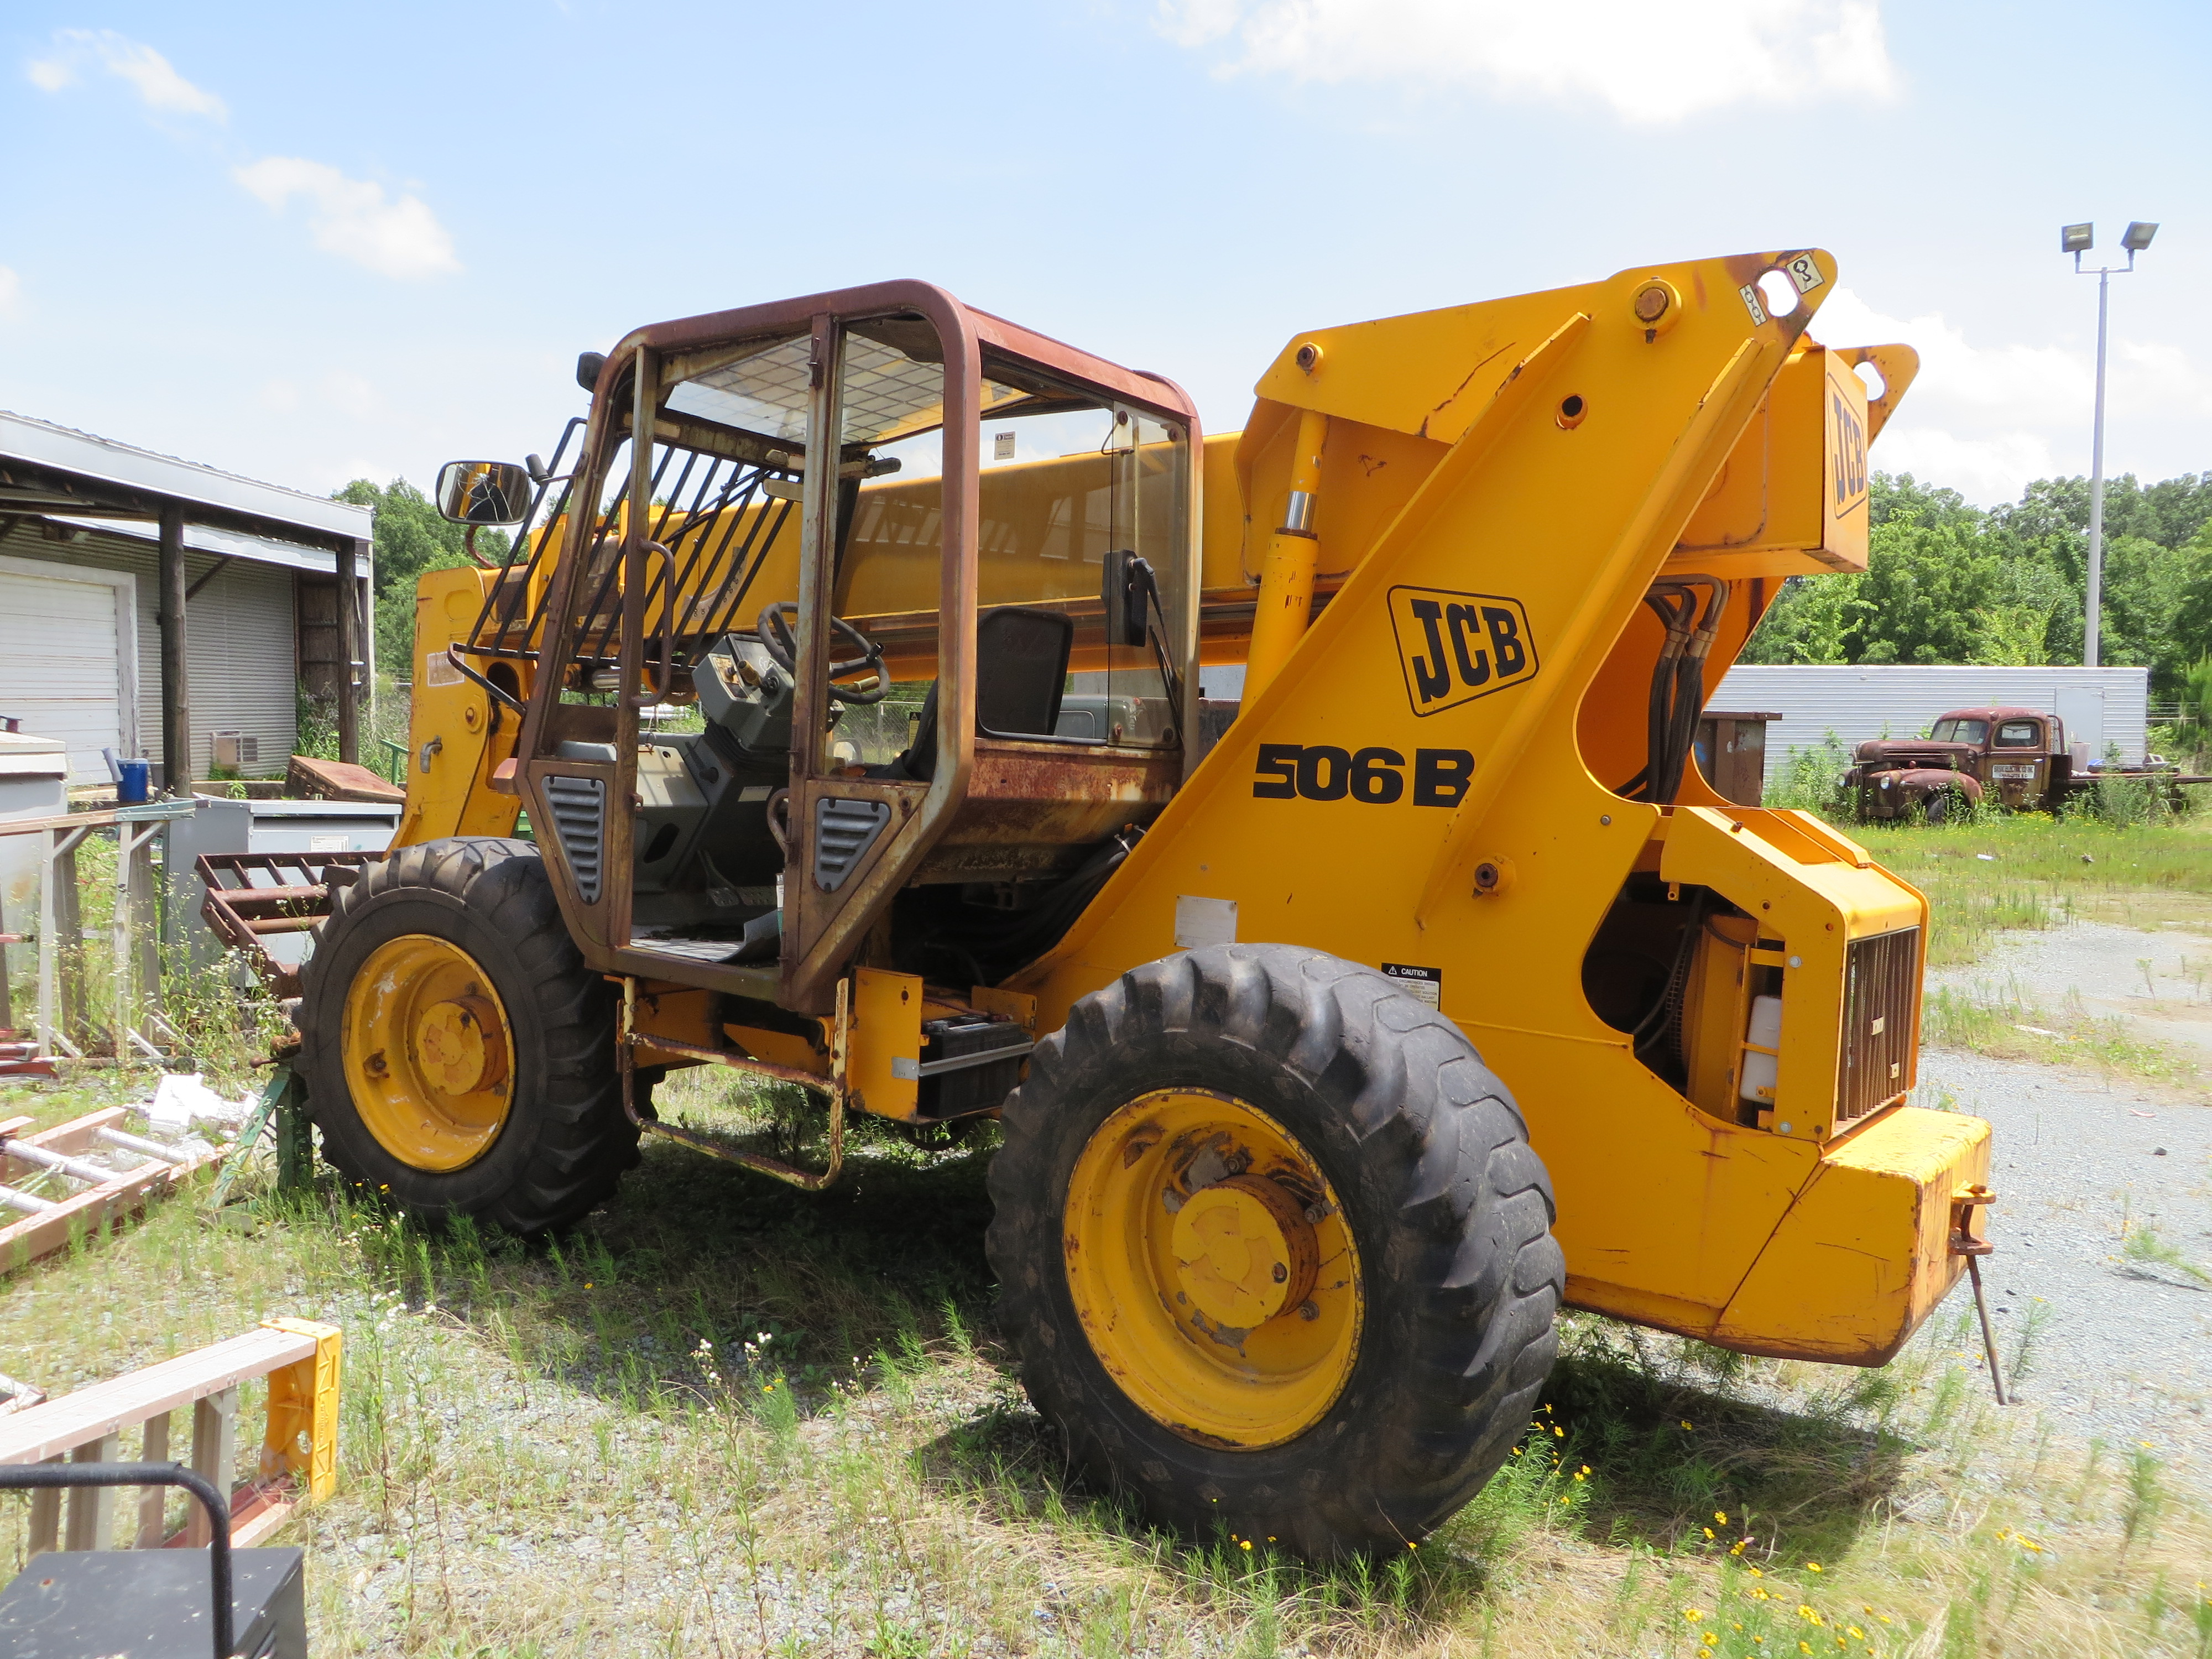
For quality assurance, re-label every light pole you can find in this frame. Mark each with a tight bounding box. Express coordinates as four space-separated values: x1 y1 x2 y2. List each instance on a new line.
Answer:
2061 219 2158 666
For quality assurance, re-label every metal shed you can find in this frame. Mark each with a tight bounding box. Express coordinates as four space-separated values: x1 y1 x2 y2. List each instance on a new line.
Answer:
0 413 372 787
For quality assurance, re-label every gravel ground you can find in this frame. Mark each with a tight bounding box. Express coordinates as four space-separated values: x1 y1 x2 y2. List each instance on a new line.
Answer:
1933 914 2212 1072
1914 1045 2212 1478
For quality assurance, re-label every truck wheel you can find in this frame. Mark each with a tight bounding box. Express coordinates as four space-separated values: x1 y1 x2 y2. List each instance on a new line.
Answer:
298 837 639 1234
988 944 1563 1557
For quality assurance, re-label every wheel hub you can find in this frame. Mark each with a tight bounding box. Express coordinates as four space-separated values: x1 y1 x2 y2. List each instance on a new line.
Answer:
1171 1175 1317 1329
413 997 505 1096
1063 1089 1363 1449
341 935 516 1172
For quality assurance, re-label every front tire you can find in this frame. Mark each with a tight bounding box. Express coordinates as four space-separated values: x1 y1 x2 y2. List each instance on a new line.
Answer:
299 837 638 1233
988 944 1564 1557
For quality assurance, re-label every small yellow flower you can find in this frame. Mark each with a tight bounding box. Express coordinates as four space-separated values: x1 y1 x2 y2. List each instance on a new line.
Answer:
1580 1464 1591 1475
1848 1628 1863 1640
1240 1540 1253 1551
1716 1510 1729 1524
1681 1420 1694 1430
1704 1527 1715 1539
1574 1470 1587 1482
1553 1426 1564 1437
1703 1635 1718 1648
1806 1562 1822 1573
1684 1609 1705 1623
1749 1567 1764 1578
583 1282 593 1289
1799 1645 1812 1656
1511 1447 1522 1456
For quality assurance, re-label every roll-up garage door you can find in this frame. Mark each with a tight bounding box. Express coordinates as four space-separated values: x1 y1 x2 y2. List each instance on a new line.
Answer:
0 557 136 784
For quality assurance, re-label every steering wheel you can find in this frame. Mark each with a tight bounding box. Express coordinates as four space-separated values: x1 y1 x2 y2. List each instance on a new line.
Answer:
755 603 891 705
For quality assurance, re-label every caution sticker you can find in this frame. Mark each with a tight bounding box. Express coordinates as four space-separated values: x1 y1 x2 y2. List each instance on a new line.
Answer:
1380 963 1442 1008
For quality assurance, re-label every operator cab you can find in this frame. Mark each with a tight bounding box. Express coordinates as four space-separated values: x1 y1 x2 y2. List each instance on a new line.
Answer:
441 284 1200 1014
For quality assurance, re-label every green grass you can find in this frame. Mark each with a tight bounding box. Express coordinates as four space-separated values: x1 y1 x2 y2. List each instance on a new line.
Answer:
1846 812 2212 968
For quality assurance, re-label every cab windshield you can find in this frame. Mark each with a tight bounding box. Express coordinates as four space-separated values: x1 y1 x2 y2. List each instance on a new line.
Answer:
1930 718 1987 744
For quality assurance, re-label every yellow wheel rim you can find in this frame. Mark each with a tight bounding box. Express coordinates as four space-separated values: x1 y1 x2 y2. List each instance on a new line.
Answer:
341 934 516 1172
1063 1089 1363 1449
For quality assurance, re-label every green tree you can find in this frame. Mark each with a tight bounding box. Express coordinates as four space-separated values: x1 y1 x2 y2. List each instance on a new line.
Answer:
333 478 507 675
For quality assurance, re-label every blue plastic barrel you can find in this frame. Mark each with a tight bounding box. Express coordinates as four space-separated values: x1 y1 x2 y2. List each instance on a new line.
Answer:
117 759 151 804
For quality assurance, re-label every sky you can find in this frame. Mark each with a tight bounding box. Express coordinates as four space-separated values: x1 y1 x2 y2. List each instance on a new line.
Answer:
2 1 2206 511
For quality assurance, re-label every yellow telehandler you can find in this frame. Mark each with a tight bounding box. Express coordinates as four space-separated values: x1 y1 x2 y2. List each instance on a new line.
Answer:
289 250 1992 1556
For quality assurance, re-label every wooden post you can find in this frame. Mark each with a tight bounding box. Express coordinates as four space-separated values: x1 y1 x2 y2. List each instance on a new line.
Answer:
186 1386 237 1547
137 1410 170 1547
336 539 363 766
27 1454 61 1557
160 503 191 796
64 1433 119 1550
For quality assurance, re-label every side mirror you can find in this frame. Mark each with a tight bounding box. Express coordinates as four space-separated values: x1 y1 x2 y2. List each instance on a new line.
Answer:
435 460 532 526
1102 547 1157 649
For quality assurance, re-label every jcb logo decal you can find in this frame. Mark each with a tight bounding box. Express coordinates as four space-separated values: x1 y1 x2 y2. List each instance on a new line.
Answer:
1830 390 1868 512
1387 586 1538 717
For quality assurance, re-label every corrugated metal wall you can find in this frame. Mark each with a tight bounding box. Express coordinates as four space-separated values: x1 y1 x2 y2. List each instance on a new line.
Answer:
1712 665 2151 766
0 521 298 780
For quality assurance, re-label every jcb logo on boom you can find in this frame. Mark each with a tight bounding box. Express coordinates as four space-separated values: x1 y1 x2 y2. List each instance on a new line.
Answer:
1253 744 1476 807
1830 390 1868 512
1387 586 1539 717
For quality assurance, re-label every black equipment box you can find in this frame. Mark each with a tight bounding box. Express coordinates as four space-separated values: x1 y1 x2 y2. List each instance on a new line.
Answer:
0 1547 307 1658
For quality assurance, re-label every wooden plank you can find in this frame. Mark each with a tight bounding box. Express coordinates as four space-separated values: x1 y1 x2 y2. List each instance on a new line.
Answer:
227 1486 298 1548
2 1107 127 1180
0 1110 220 1275
285 753 403 804
0 809 121 840
0 1328 314 1465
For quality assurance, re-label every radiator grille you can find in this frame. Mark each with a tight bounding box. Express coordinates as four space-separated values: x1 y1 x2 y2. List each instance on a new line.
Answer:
542 774 606 904
1839 927 1918 1125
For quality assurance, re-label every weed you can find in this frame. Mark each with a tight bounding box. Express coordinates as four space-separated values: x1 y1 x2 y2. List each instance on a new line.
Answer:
2121 1219 2212 1287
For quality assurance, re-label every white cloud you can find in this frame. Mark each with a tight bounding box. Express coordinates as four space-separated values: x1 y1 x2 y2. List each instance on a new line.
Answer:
0 267 19 319
234 158 461 281
1156 0 1897 123
25 30 225 121
1811 286 2212 505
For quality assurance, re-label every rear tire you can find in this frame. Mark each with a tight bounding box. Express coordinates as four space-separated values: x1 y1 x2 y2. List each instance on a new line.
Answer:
299 837 638 1233
988 943 1563 1557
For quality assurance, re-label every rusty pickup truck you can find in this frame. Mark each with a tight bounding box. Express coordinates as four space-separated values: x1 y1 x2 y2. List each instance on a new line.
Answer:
1845 704 2205 821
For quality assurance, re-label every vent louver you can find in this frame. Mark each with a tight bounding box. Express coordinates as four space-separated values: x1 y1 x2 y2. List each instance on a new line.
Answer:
814 797 890 892
543 775 607 904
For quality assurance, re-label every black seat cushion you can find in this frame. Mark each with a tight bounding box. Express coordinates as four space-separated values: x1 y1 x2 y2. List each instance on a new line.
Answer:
881 607 1073 783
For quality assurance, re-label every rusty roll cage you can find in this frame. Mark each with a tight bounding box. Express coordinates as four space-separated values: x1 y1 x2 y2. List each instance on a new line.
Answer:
463 280 1201 1016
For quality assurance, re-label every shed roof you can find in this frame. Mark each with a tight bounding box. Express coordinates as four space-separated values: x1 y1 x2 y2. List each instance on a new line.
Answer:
0 410 371 550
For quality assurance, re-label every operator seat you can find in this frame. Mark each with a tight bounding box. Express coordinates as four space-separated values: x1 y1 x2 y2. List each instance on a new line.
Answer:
878 606 1073 782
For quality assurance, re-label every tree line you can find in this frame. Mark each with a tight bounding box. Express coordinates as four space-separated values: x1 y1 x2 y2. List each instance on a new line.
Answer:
1743 471 2212 708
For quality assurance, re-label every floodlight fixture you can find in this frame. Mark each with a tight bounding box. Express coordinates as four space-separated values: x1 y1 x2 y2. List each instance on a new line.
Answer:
2063 216 2163 666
